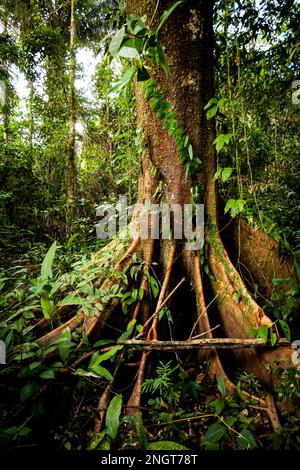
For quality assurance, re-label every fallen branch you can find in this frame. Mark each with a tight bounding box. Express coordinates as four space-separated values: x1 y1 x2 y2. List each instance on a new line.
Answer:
117 338 291 350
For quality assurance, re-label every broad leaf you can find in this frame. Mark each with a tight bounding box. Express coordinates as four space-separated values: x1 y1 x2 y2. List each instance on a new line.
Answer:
206 105 218 120
40 370 55 379
257 325 269 343
204 97 218 110
55 328 72 362
213 133 233 153
89 345 123 367
156 41 170 74
237 428 257 449
118 39 142 59
105 394 123 440
108 67 137 98
20 383 38 402
41 241 57 279
149 276 159 298
279 319 291 340
90 365 113 381
40 293 53 320
214 166 222 180
109 27 125 57
204 423 226 443
127 15 148 36
221 167 232 182
147 441 189 450
224 198 246 218
216 375 226 397
58 294 83 307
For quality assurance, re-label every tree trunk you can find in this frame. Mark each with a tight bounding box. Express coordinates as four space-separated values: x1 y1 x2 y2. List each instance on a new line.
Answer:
126 0 297 402
66 0 77 235
21 0 299 437
28 78 34 165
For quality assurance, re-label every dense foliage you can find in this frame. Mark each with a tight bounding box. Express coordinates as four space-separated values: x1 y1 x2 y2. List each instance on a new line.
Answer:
0 0 299 451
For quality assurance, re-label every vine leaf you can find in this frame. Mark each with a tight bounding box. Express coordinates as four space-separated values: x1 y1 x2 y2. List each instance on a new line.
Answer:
108 67 137 98
155 1 184 37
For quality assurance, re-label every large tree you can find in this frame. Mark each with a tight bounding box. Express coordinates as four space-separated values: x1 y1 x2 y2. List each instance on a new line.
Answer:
6 0 298 440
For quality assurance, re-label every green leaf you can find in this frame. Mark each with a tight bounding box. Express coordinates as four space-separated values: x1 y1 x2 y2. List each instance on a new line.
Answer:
41 241 57 279
156 41 170 74
216 375 226 397
204 423 226 443
214 167 222 180
156 1 184 37
127 15 148 36
210 399 225 415
118 39 142 59
279 319 291 341
221 167 232 182
213 133 233 153
147 441 189 450
270 331 277 346
90 345 123 367
224 199 246 218
90 365 113 381
66 232 79 249
188 144 193 160
58 294 83 307
149 276 159 298
257 325 269 343
93 339 115 348
88 430 110 450
55 328 72 362
237 428 257 449
40 293 53 320
17 427 32 437
105 394 123 440
206 105 218 120
109 27 125 57
139 287 144 300
20 383 38 402
108 67 137 98
204 97 218 110
40 370 55 379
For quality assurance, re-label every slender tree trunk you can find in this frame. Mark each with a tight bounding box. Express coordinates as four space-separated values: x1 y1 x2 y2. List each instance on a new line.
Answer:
1 18 10 154
66 0 77 235
28 79 34 165
2 106 9 151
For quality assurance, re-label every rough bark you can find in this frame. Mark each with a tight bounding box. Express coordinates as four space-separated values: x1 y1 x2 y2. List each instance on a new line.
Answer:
227 218 298 298
127 0 298 390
